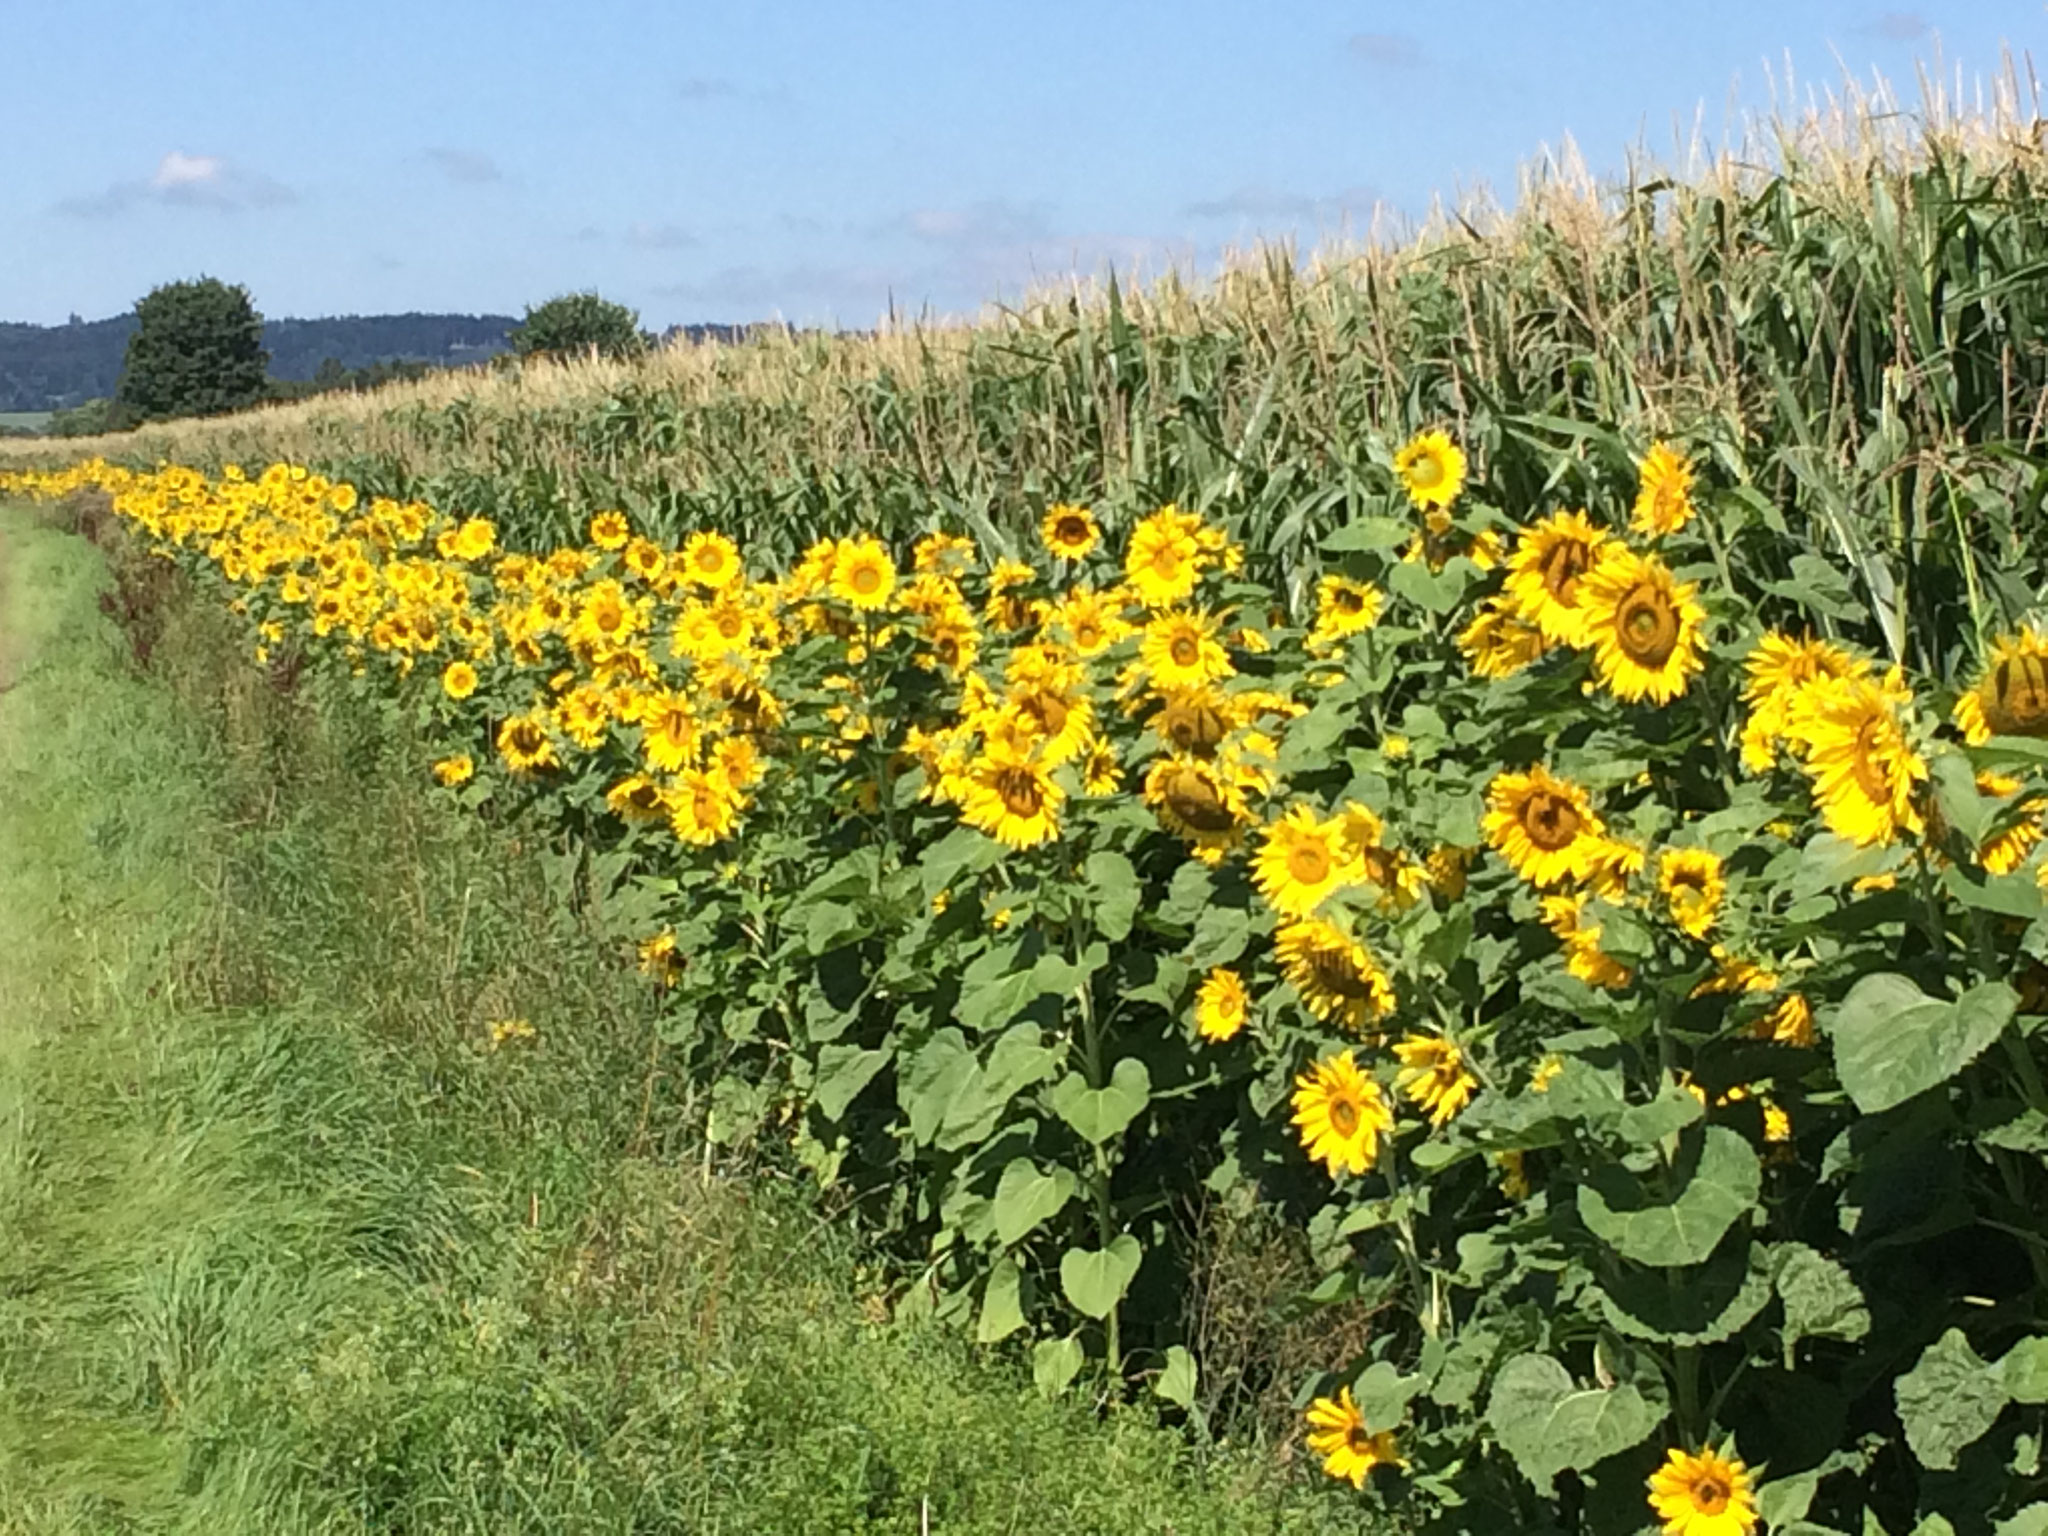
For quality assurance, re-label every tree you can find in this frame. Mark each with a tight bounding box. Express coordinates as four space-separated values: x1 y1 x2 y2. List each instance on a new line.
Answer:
116 278 269 422
509 292 648 362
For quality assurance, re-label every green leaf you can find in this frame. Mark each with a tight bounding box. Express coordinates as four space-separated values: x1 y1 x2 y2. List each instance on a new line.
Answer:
976 1256 1027 1343
1184 902 1252 968
1154 1345 1198 1409
1352 1360 1424 1433
956 936 1047 1033
1895 1328 2009 1470
1615 1085 1706 1146
1578 1126 1760 1267
1060 1235 1142 1319
920 824 1001 902
1034 1335 1084 1395
1756 1470 1820 1530
1084 850 1141 942
1047 1058 1152 1143
1387 557 1467 614
982 1023 1058 1104
1995 1506 2048 1536
1599 1238 1771 1345
992 1158 1078 1246
1770 1243 1871 1367
1997 1338 2048 1404
1321 515 1412 553
812 1043 890 1121
1932 750 1997 846
1484 1352 1664 1495
1830 975 2018 1114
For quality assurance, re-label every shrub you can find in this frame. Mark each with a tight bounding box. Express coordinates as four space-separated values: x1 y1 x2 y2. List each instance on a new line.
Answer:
115 278 269 423
509 292 647 362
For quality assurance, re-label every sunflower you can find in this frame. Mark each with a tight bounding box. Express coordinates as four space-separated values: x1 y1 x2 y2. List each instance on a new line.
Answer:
1291 1050 1395 1178
495 711 558 775
640 692 699 774
1081 739 1123 796
1540 893 1633 990
1658 848 1725 939
1311 575 1384 647
1276 918 1397 1030
1754 991 1815 1046
1255 805 1361 919
431 753 474 787
1502 510 1617 647
1647 1445 1759 1536
960 742 1064 849
1141 609 1234 690
1149 689 1234 758
588 509 631 550
1039 503 1101 560
1393 429 1467 511
1579 547 1707 704
1124 505 1206 607
1631 442 1697 537
442 659 479 700
1457 596 1550 680
832 537 896 611
637 930 682 984
1955 627 2048 744
1007 683 1095 768
1392 1035 1477 1127
669 768 742 845
680 531 742 590
1304 1387 1405 1488
1050 586 1129 657
1483 766 1606 887
1784 668 1926 847
1739 632 1869 771
1144 756 1249 860
1195 968 1250 1042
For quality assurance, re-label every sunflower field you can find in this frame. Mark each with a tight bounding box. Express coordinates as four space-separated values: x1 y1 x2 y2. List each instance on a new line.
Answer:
10 373 2048 1536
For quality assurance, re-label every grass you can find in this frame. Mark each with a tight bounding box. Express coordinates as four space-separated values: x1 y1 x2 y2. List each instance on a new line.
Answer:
0 503 1376 1533
0 413 50 435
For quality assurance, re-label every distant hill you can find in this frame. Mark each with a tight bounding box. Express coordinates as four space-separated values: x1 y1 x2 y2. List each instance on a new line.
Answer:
0 312 519 412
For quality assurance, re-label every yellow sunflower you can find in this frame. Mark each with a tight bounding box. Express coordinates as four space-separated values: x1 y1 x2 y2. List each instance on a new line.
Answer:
1195 968 1250 1042
1955 627 2048 744
441 659 479 700
1081 739 1123 796
1631 442 1697 537
1784 668 1926 847
1578 547 1707 705
1124 505 1206 608
1311 575 1385 647
1739 632 1870 772
1392 1035 1477 1127
1393 429 1467 511
1541 892 1634 990
588 509 631 550
1304 1387 1405 1488
1276 918 1397 1030
1039 503 1101 560
1149 689 1233 758
832 536 897 611
1143 755 1249 860
640 692 699 775
680 530 741 590
604 774 669 824
1141 608 1234 690
1646 1445 1759 1536
1658 848 1725 939
1483 766 1606 887
1502 510 1618 647
431 753 474 787
495 711 558 775
1457 596 1549 679
1754 991 1815 1046
668 768 742 846
1291 1050 1394 1178
960 742 1064 849
1050 586 1129 657
1255 804 1361 919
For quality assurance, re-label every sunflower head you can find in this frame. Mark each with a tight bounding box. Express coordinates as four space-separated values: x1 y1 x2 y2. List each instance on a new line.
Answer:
1254 804 1361 919
1194 968 1250 1042
1124 505 1208 607
829 537 896 610
1646 1445 1758 1536
1631 442 1696 537
1393 429 1467 511
1458 596 1550 679
1483 765 1605 887
1304 1386 1405 1488
588 509 632 550
431 753 475 787
1503 510 1616 647
1973 628 2048 740
1658 847 1725 939
1141 608 1233 690
442 659 479 700
1392 1035 1478 1127
1040 503 1101 560
1291 1050 1394 1178
1580 547 1707 705
1275 918 1397 1030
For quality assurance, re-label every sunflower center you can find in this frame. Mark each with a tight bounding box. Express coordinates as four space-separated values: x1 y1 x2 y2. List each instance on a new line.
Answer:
717 612 745 640
1346 1424 1376 1454
1151 545 1186 579
1308 948 1379 999
1986 656 2048 735
1170 633 1202 668
1021 691 1070 737
1615 583 1680 666
697 548 722 573
1523 791 1583 851
1329 1097 1362 1136
1541 539 1594 604
1074 618 1104 648
598 606 622 633
850 564 882 595
997 768 1045 819
1691 1478 1728 1514
1409 455 1444 489
1334 588 1365 614
1851 716 1895 803
1164 769 1237 832
1056 515 1090 546
1288 840 1334 886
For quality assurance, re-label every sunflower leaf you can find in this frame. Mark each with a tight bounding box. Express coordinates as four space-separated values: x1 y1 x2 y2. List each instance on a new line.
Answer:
1577 1125 1759 1266
1154 1346 1198 1409
1047 1058 1151 1144
976 1256 1027 1343
1059 1234 1143 1318
1770 1243 1871 1366
1083 850 1141 942
1033 1335 1085 1396
1830 975 2017 1114
1484 1352 1663 1495
1895 1328 2009 1469
992 1158 1078 1246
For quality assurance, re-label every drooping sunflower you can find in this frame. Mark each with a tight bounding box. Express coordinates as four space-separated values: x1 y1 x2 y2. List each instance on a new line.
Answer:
1658 847 1725 939
1578 547 1707 705
1291 1050 1395 1178
831 536 897 611
1739 632 1870 771
1143 755 1249 861
604 774 670 824
1303 1386 1405 1489
1194 968 1250 1042
1149 688 1233 758
681 530 742 590
1254 804 1361 919
1977 774 2048 874
495 710 558 775
1754 991 1815 1046
1954 626 2048 744
1483 765 1606 887
1124 505 1206 608
1392 1035 1478 1127
1141 608 1234 691
1784 668 1926 847
1039 503 1101 560
588 509 631 550
1310 574 1385 647
1646 1445 1759 1536
668 767 742 846
640 692 699 775
1392 429 1467 511
431 753 474 787
1276 917 1398 1030
1457 596 1549 679
1630 442 1697 538
1502 510 1618 647
441 659 479 700
1081 738 1123 796
1541 892 1634 990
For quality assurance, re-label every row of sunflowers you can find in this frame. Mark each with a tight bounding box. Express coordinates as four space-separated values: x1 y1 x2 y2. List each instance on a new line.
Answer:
9 429 2048 1535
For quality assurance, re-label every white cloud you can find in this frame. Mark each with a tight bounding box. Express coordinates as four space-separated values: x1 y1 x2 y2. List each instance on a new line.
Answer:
151 151 223 190
56 151 295 217
422 148 503 185
626 222 698 251
1183 184 1381 223
1347 32 1425 69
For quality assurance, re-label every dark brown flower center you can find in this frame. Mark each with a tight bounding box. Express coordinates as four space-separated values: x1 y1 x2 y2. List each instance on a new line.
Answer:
1170 633 1202 668
1523 791 1583 851
1163 768 1236 832
1693 1478 1728 1513
1541 539 1594 604
1616 582 1679 666
997 768 1045 819
1055 515 1090 546
1986 656 2048 736
1329 1098 1361 1137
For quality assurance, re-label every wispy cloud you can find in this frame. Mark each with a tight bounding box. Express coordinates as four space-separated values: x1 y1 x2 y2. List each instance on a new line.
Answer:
881 198 1055 247
55 151 296 217
422 147 502 185
1182 184 1381 223
1859 10 1927 40
678 76 740 102
1347 31 1425 69
626 221 698 251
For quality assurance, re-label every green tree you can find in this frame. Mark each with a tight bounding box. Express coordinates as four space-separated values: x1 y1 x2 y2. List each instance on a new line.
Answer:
115 278 270 422
510 292 647 362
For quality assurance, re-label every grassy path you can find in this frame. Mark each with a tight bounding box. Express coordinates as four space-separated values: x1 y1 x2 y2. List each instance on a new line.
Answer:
0 507 1357 1534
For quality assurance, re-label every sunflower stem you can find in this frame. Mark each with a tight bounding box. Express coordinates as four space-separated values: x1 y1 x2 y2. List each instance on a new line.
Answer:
1071 908 1123 1390
1674 1342 1703 1447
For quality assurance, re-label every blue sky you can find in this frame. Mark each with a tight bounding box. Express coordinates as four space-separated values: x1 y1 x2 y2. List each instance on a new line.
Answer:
2 2 2039 329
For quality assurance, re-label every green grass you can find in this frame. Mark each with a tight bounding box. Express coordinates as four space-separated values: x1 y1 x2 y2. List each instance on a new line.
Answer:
0 505 1374 1534
0 413 50 434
